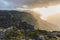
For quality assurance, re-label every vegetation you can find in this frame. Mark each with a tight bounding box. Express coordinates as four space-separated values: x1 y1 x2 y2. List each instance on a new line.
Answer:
5 26 21 40
4 26 60 40
0 10 59 40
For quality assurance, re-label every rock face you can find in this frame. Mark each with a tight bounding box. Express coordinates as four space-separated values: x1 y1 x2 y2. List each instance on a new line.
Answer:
0 10 58 31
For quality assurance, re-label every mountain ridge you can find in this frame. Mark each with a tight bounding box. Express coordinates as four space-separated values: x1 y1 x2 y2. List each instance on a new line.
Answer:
0 10 59 31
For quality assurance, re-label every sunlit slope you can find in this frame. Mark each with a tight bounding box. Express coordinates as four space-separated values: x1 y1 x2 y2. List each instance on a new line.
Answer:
23 11 59 31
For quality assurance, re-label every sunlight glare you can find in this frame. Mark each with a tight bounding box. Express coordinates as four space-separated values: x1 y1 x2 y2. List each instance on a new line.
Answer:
32 5 60 20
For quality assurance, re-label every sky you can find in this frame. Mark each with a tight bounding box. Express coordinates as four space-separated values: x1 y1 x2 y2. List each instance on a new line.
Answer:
0 0 16 9
32 5 60 20
0 0 60 22
0 0 60 9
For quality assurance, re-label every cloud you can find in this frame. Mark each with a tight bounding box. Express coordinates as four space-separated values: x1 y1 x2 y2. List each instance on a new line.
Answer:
8 0 60 8
0 0 60 9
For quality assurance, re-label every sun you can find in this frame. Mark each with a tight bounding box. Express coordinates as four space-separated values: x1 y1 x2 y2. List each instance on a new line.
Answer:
32 4 60 20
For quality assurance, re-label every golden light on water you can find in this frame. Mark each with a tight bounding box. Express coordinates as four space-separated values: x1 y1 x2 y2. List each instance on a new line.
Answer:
32 5 60 20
